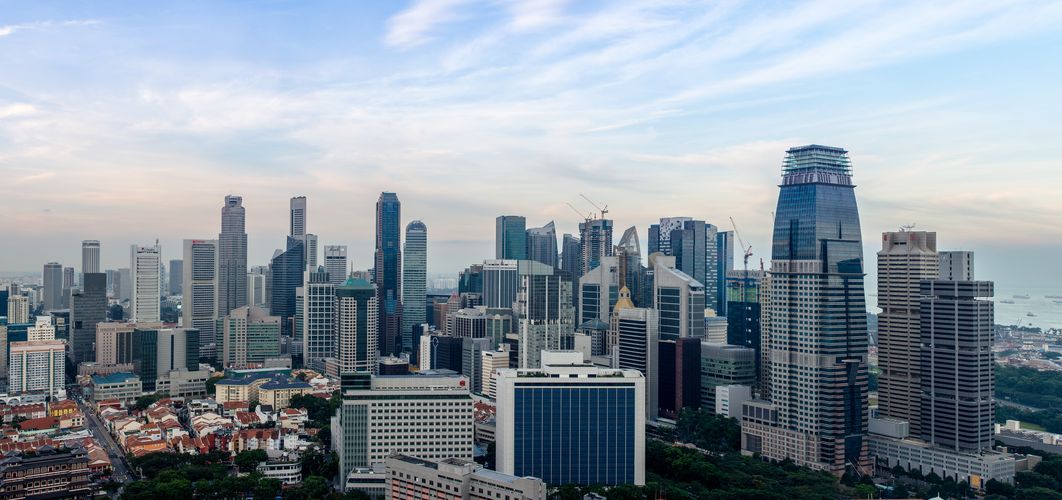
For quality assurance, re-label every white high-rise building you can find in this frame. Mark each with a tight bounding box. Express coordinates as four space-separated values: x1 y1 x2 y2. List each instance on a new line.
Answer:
7 295 30 324
324 245 348 285
183 239 219 355
131 243 162 323
336 278 379 374
302 269 336 371
939 251 974 281
8 340 66 399
290 196 307 237
248 270 267 308
401 221 428 353
480 348 509 399
82 240 101 274
27 317 56 341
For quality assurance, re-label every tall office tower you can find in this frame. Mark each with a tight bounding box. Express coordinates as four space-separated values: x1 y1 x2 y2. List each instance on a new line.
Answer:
105 269 118 295
920 279 994 452
938 251 974 281
7 340 66 398
374 192 402 356
333 373 474 487
647 217 691 256
725 270 763 376
700 343 756 409
495 215 527 260
615 226 644 307
482 260 519 309
248 266 268 308
270 236 305 337
515 261 575 369
741 145 869 475
290 196 307 237
496 351 646 486
704 310 728 343
877 231 938 437
95 322 136 365
7 295 29 324
42 262 63 312
560 234 581 279
63 266 75 306
301 269 336 371
615 302 659 420
70 273 106 364
182 239 219 358
578 255 619 327
219 195 248 316
459 264 483 294
129 327 199 391
303 234 319 271
82 240 100 274
168 259 183 296
578 218 613 277
130 244 162 323
481 348 509 398
401 221 428 352
715 231 734 315
669 220 721 313
218 306 281 368
0 289 7 318
324 245 348 284
652 255 706 340
462 337 492 394
525 221 557 268
336 277 379 374
117 268 132 303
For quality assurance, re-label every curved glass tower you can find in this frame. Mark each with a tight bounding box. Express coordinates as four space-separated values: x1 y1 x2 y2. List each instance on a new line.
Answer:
742 145 869 475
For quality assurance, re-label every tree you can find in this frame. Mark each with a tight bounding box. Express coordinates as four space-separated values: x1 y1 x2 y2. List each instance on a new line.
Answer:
205 375 224 396
985 478 1015 497
235 449 269 473
134 393 168 411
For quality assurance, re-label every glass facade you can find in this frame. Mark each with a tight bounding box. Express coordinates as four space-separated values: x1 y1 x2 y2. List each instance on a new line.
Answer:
375 192 402 356
513 384 637 486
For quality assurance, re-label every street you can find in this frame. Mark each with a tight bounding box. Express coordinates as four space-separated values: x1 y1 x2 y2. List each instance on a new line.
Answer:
72 391 134 485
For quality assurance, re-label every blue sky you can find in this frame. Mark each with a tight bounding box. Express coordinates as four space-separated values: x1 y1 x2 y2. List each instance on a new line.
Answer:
2 0 1062 302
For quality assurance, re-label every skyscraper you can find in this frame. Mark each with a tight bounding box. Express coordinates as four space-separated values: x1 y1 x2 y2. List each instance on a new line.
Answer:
939 251 974 281
8 295 29 324
70 273 107 364
715 231 734 315
578 255 619 327
374 192 402 356
63 266 75 307
168 259 183 296
652 255 705 340
8 340 66 399
877 231 938 437
82 240 100 274
130 244 162 323
741 145 869 475
920 279 995 452
182 239 219 359
401 220 427 352
301 269 335 371
725 269 762 375
219 306 281 368
324 245 348 285
482 260 519 309
578 218 613 277
495 216 527 260
336 277 379 374
615 226 645 307
668 220 721 313
526 221 557 268
615 300 659 420
218 195 248 316
290 196 307 237
560 234 580 281
42 262 63 312
270 236 305 337
515 261 575 369
647 217 691 256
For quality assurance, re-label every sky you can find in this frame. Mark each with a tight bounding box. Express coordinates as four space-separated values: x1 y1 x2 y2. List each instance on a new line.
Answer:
2 0 1062 308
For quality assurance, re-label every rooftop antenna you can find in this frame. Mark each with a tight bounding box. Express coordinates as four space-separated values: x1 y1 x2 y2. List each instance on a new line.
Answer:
900 223 917 232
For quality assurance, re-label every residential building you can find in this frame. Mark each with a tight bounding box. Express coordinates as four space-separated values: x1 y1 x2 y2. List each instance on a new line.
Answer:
495 351 645 486
336 277 379 374
183 239 219 358
219 306 281 368
386 454 547 500
374 192 402 356
401 220 427 353
740 145 870 475
131 243 162 323
8 340 66 399
496 215 527 260
526 221 557 268
219 195 249 315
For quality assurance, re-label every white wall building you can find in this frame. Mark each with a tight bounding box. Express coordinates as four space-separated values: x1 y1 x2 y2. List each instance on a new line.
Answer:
8 340 66 399
131 243 162 323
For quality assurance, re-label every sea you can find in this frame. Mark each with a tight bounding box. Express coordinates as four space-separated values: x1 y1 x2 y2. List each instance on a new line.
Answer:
993 285 1062 331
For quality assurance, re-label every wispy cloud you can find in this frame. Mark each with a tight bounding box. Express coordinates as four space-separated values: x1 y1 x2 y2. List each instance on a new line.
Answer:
0 19 99 38
385 0 476 48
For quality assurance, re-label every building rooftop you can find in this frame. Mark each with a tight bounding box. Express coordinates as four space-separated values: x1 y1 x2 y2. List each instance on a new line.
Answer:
91 372 139 384
260 377 312 390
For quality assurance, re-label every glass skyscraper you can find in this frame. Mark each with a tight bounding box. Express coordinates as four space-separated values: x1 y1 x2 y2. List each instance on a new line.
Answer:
525 221 557 268
495 215 527 260
401 220 427 352
741 145 869 475
270 236 305 337
218 195 248 316
374 192 402 356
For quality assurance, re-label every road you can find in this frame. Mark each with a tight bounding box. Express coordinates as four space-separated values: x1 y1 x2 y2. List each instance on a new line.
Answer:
72 390 134 485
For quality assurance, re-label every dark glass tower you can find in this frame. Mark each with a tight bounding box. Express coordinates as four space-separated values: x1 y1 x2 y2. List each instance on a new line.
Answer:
374 192 402 356
219 195 248 316
742 145 869 475
526 221 557 268
270 236 305 337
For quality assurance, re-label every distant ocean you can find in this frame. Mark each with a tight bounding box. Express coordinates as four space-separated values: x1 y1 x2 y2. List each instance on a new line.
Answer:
993 285 1062 331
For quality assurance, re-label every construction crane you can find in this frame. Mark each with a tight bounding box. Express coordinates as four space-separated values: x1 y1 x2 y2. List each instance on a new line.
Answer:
566 202 592 223
579 194 608 219
729 217 753 274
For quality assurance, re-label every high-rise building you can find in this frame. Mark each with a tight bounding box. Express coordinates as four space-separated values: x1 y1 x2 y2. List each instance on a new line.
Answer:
270 236 305 337
27 317 55 341
130 244 162 323
658 338 701 419
95 322 136 365
82 240 100 274
715 231 734 315
333 373 474 487
700 343 756 410
482 260 519 309
725 270 762 368
462 337 492 394
218 306 281 368
8 340 66 398
578 218 613 277
560 234 581 283
495 351 645 486
401 221 427 352
70 273 107 364
740 145 869 475
669 220 721 313
647 217 691 256
290 196 307 237
877 231 938 437
117 268 132 303
652 255 705 340
515 261 575 369
939 251 974 281
7 295 29 324
168 259 183 296
130 327 199 391
526 221 557 268
63 266 75 308
248 267 267 308
374 192 402 356
495 216 527 260
219 195 248 316
301 268 336 371
182 239 219 359
481 348 509 399
336 277 379 374
578 255 619 327
615 226 645 308
324 245 348 285
43 262 63 312
615 302 659 420
920 279 994 452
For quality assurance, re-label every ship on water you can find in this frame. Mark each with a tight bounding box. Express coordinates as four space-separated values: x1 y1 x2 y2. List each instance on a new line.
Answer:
1014 294 1031 299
